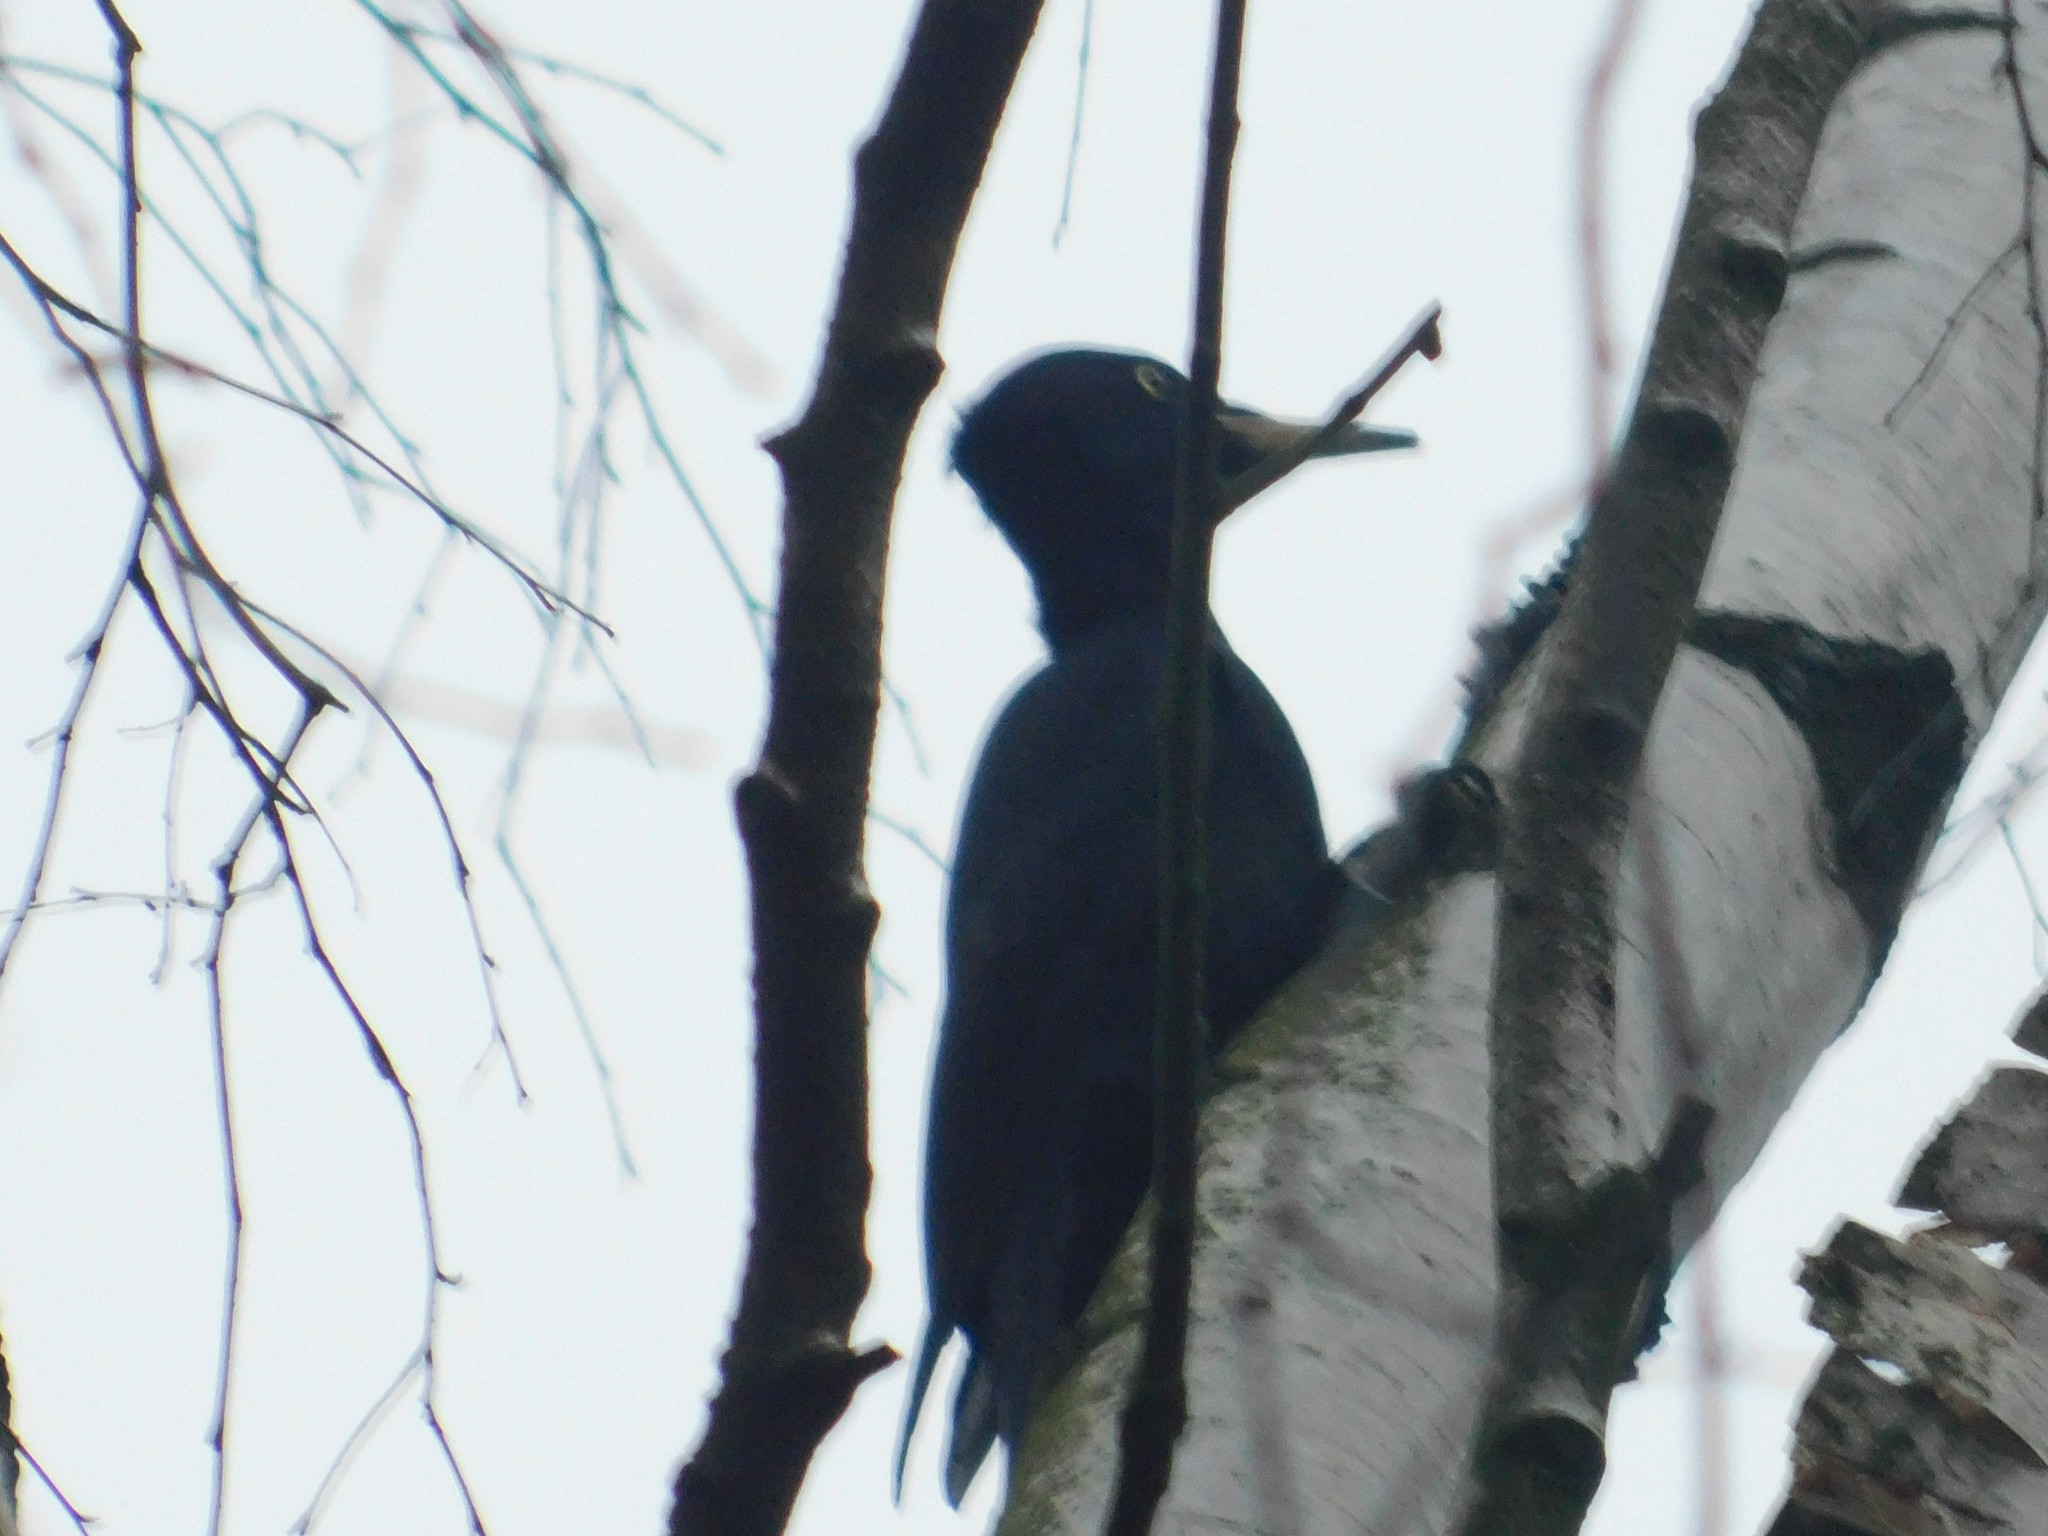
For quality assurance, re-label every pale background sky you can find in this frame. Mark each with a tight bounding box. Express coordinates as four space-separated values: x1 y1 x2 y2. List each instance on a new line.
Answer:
0 2 2042 1533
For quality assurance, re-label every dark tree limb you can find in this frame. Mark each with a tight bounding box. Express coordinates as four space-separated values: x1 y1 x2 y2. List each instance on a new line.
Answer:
1469 1 1888 1529
666 5 1045 1535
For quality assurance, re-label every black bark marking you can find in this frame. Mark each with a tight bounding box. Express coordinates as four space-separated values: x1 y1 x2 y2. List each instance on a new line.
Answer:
1690 611 1964 952
1467 579 1965 954
1787 237 1900 274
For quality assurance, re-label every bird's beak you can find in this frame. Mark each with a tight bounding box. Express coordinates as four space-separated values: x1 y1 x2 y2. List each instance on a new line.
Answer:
1211 402 1417 514
1215 403 1417 462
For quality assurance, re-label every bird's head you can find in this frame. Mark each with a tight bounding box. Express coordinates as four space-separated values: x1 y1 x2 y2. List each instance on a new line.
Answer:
952 348 1413 648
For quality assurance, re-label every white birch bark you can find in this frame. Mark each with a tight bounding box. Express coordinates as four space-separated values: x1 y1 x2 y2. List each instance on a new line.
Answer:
999 4 2048 1531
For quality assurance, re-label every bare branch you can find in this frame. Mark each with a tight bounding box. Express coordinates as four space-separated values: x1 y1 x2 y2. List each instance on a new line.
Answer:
666 3 1047 1532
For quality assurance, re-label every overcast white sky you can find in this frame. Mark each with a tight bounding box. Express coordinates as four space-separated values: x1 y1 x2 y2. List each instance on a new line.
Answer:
2 2 2045 1533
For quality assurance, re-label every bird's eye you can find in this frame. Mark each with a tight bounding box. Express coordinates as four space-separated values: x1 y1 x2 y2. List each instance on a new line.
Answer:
1133 363 1170 399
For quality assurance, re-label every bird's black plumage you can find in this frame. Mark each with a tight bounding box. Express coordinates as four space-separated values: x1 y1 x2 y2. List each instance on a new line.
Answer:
899 349 1412 1502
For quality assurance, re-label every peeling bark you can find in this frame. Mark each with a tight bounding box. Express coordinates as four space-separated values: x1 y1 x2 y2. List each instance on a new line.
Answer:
1772 1350 2048 1536
1767 1005 2048 1536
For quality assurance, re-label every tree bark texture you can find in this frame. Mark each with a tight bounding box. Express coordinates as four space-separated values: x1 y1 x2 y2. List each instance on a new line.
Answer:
669 4 1044 1534
1474 0 1877 1524
999 3 2048 1531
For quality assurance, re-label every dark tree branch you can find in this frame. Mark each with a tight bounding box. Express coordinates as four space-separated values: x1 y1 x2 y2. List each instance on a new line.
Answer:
666 5 1046 1534
1470 1 1887 1529
1102 4 1247 1533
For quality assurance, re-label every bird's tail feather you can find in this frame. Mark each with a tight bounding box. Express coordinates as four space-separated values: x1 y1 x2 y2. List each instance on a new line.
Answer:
944 1354 1000 1508
893 1316 947 1503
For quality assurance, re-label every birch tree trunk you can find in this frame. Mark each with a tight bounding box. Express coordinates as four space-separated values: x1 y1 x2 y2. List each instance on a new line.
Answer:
999 2 2048 1530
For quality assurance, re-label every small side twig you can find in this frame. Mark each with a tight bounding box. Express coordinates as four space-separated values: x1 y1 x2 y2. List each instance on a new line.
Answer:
1577 0 1648 484
1216 301 1442 512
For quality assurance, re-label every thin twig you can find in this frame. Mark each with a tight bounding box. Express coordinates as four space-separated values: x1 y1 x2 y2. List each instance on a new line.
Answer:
274 821 486 1534
2002 818 2048 971
334 528 459 793
1 46 626 613
15 1439 92 1535
0 26 117 307
10 16 503 1531
1103 4 1247 1533
241 601 529 1097
1051 0 1094 246
1885 230 2025 429
0 573 120 993
0 222 591 624
0 885 222 922
1578 0 1648 484
292 1346 423 1533
494 620 635 1170
201 702 320 1536
152 695 194 981
0 4 157 999
1216 301 1442 511
357 0 771 648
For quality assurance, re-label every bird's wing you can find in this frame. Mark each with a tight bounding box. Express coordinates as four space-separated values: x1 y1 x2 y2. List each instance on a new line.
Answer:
923 634 1167 1437
925 638 1160 1266
919 626 1337 1480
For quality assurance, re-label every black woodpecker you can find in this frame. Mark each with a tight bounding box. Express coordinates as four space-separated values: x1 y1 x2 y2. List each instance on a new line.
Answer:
898 348 1414 1503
